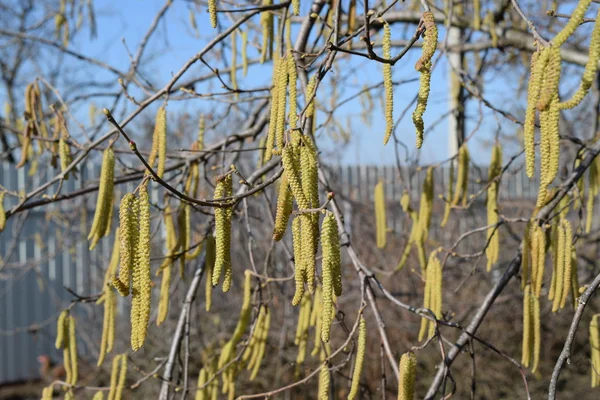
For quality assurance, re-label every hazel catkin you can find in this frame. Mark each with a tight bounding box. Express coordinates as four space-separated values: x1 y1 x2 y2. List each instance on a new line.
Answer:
382 22 394 145
88 147 115 250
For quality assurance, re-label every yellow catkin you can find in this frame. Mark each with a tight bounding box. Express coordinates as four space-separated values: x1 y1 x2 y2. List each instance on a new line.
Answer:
93 392 104 400
55 310 68 349
521 222 531 290
440 162 454 227
318 358 330 399
197 114 205 150
208 0 217 28
58 137 72 177
305 74 317 119
320 212 337 343
97 285 116 367
537 47 561 112
486 144 502 271
374 180 387 249
294 294 311 368
416 168 434 271
292 0 300 15
521 285 533 368
300 135 320 249
397 351 417 400
114 354 127 400
311 287 323 356
131 186 151 351
273 172 293 241
230 29 238 92
249 306 270 380
88 147 115 250
282 145 309 208
212 174 233 291
549 222 559 301
532 294 541 372
195 368 208 400
348 316 366 400
413 12 437 149
524 49 549 178
0 192 5 232
265 85 279 162
397 194 418 271
157 206 176 326
419 249 442 341
292 217 305 306
552 221 566 312
68 316 78 385
560 9 600 110
552 0 592 47
533 225 546 298
382 22 393 145
107 354 120 400
452 145 469 206
590 315 600 388
114 193 138 296
218 271 253 369
288 52 298 129
204 235 216 311
275 55 289 152
559 219 573 310
260 0 273 63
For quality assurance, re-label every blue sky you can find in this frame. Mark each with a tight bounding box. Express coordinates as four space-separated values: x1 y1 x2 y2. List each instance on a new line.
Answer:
6 0 536 167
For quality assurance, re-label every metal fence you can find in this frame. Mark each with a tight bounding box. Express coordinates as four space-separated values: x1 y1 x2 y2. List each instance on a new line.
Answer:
0 161 540 385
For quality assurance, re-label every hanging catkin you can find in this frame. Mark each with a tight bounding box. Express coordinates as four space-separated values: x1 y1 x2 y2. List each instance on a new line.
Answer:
294 293 311 368
590 314 600 388
397 192 419 271
260 0 273 63
88 147 115 250
521 222 532 290
521 285 533 368
318 353 330 400
230 29 238 93
212 174 233 291
382 22 394 145
451 145 469 206
273 172 293 241
485 144 502 271
288 53 298 129
208 0 217 28
320 211 341 343
157 206 177 326
265 58 280 162
249 306 270 380
113 193 138 296
292 216 305 306
552 0 592 47
559 8 600 110
300 135 320 248
524 48 549 178
586 159 599 232
348 316 366 400
415 168 434 271
204 235 216 311
418 249 442 341
241 30 248 77
374 180 387 249
97 235 118 368
531 224 546 298
413 12 437 149
397 351 417 400
440 162 454 227
131 186 151 351
68 316 78 385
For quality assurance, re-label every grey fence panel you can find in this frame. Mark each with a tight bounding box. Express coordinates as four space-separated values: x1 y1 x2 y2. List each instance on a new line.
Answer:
0 160 543 385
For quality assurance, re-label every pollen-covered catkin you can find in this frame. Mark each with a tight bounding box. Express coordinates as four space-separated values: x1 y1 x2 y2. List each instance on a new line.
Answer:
524 49 549 178
560 9 600 110
260 0 273 63
55 310 68 349
558 219 573 310
249 306 270 380
305 74 317 118
97 285 116 367
241 30 248 77
58 137 73 178
415 168 434 271
157 207 176 326
322 210 341 296
382 22 393 145
418 249 442 341
552 0 592 47
590 314 600 388
288 53 298 129
537 46 561 112
113 193 137 296
131 186 151 351
348 316 366 400
204 235 216 311
521 222 532 290
551 221 566 312
115 354 127 400
318 357 330 400
68 316 78 385
532 293 541 372
486 144 502 271
300 135 320 248
440 162 454 227
88 147 115 250
374 180 387 249
208 0 217 28
212 174 233 290
531 224 546 298
397 351 417 400
282 145 309 209
412 12 437 149
320 212 336 343
273 172 293 241
195 368 208 400
292 217 305 306
521 285 533 368
275 54 289 151
586 159 599 232
452 145 469 206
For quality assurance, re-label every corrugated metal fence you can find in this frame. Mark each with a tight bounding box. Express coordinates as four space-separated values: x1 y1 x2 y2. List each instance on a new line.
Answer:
0 161 538 385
